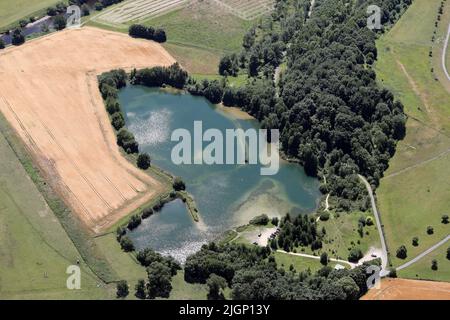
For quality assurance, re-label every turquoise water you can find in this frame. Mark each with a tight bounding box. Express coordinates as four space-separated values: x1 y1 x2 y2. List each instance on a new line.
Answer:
120 86 321 261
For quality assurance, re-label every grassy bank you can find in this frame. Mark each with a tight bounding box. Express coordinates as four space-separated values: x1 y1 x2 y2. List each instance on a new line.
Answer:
375 0 450 278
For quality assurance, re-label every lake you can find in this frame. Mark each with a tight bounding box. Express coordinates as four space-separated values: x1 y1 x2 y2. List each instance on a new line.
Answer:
121 86 321 261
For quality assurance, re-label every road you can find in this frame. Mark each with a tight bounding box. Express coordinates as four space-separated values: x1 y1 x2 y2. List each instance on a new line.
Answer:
358 175 389 276
442 23 450 82
397 235 450 270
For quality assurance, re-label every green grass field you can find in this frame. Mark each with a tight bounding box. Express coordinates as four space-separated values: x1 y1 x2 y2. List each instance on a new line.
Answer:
273 251 341 273
88 1 252 75
375 0 450 281
398 245 450 282
0 133 112 299
0 0 62 30
294 211 381 262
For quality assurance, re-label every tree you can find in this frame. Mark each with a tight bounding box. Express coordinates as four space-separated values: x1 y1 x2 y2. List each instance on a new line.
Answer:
53 15 67 30
154 29 167 43
117 128 139 154
127 214 142 230
412 237 419 247
249 214 269 226
206 274 227 300
173 177 186 191
81 4 90 16
271 216 279 226
137 153 151 170
320 252 328 266
336 276 359 300
348 248 363 263
427 226 434 235
135 279 146 299
146 262 173 299
111 112 125 130
447 247 450 260
431 259 438 271
442 215 449 224
396 245 407 259
11 29 25 46
319 211 330 221
120 235 134 252
116 280 129 298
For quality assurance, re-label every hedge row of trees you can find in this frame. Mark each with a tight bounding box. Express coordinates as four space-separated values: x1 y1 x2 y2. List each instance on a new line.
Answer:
128 24 167 43
131 63 188 89
184 242 378 300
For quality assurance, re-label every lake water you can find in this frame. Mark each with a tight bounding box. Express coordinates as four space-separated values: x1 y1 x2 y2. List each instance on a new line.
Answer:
121 86 321 261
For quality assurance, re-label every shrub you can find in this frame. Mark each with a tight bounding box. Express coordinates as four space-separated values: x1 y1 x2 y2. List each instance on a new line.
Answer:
120 236 134 252
431 259 438 271
412 237 419 247
127 214 142 230
137 153 151 170
111 112 125 130
388 268 397 278
142 207 153 219
116 280 129 298
53 15 67 31
11 29 25 46
442 215 449 224
173 177 186 191
319 211 330 221
249 214 269 226
426 226 434 235
320 252 328 266
348 248 363 263
271 216 279 226
396 245 407 259
365 216 374 226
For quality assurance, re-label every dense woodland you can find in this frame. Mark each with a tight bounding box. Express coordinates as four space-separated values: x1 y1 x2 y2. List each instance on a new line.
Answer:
184 242 379 300
188 0 411 210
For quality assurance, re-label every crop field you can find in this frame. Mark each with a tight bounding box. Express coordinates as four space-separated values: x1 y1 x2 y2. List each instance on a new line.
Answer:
95 0 274 26
0 27 175 233
362 278 450 300
375 0 450 278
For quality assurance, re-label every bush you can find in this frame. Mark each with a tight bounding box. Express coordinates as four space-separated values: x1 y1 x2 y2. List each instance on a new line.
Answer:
396 245 407 259
271 216 279 226
116 280 129 298
320 252 328 266
11 29 25 46
431 259 438 271
137 153 151 170
426 226 434 235
142 207 153 219
173 177 186 191
105 97 120 114
319 211 330 221
388 268 397 278
127 214 142 230
348 248 363 263
365 216 374 226
111 112 125 130
117 128 139 154
412 237 419 247
442 215 449 224
129 24 166 43
120 236 134 252
249 214 269 226
53 15 67 30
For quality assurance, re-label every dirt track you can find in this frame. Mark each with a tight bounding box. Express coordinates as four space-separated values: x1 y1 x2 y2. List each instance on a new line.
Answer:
362 278 450 300
0 27 176 232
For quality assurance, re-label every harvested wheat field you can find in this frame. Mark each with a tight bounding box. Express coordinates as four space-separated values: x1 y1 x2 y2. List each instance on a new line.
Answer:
362 278 450 300
0 27 176 233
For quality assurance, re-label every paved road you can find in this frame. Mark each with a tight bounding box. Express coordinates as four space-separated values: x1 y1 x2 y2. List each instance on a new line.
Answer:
397 235 450 270
442 23 450 82
276 250 356 268
358 175 389 276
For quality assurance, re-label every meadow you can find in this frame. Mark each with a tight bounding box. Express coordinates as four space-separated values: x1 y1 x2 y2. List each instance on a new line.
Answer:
375 0 450 279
